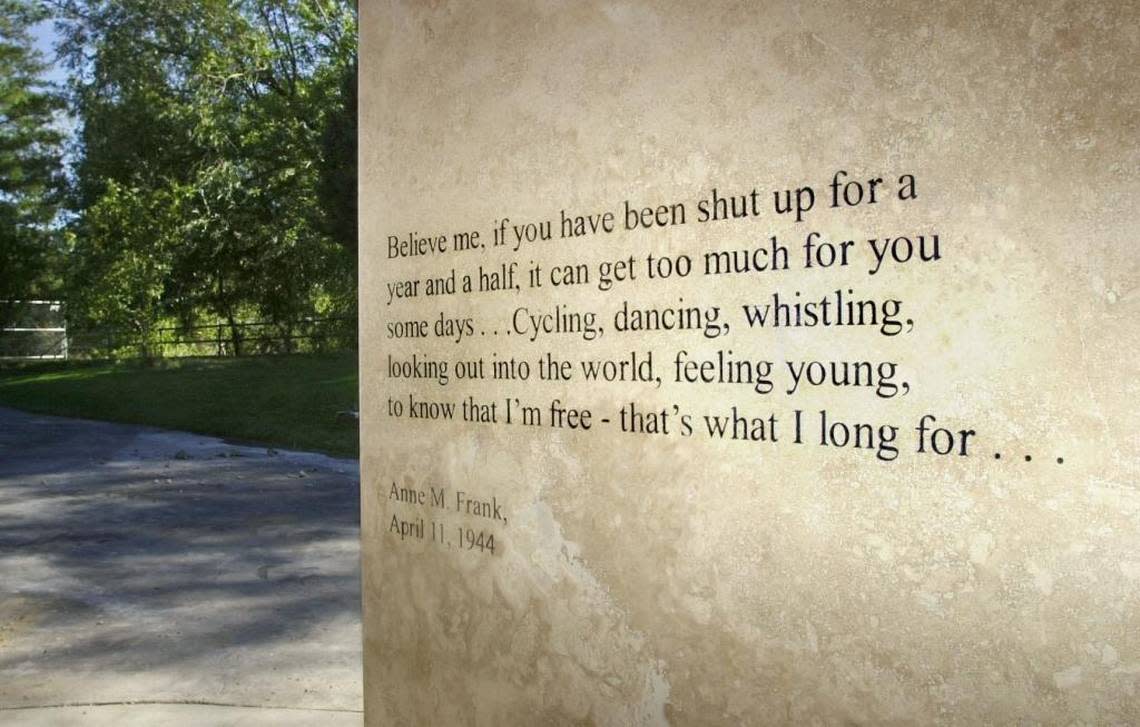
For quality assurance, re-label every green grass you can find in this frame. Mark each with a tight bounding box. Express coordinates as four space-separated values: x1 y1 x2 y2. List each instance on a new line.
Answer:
0 353 359 458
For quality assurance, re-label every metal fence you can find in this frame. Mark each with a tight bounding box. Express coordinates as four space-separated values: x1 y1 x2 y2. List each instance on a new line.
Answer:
66 316 357 360
0 298 356 361
0 301 68 360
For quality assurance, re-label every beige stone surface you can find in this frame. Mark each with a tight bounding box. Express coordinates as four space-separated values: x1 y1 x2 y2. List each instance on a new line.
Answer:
359 1 1139 724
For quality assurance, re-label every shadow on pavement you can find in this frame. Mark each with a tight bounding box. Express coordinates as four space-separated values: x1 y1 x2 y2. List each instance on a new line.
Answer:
0 407 363 717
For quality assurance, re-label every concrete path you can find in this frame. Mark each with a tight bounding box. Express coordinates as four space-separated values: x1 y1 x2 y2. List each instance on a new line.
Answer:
0 407 362 726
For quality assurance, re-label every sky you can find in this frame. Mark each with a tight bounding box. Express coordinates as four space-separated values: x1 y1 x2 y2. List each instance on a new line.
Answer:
29 18 78 165
31 19 68 86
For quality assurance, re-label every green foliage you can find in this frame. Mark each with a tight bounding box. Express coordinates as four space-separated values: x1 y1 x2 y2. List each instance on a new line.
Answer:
69 179 183 354
0 0 66 304
55 0 358 351
318 56 356 259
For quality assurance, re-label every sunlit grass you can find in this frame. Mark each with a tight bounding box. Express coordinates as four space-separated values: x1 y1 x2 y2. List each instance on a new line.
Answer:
0 353 359 457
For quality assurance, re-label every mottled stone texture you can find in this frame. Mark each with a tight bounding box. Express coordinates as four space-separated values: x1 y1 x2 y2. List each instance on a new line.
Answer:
359 2 1139 724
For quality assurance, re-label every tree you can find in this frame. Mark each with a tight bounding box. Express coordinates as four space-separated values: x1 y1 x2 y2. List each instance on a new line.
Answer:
55 0 357 353
66 180 182 357
318 54 356 258
0 0 65 311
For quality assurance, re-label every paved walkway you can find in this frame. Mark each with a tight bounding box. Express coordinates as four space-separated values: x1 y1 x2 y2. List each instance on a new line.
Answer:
0 408 362 726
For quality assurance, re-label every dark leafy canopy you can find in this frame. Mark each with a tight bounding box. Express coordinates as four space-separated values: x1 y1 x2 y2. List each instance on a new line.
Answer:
0 0 66 304
54 0 357 353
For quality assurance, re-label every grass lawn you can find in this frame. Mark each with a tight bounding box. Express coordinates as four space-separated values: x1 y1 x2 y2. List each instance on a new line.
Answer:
0 353 359 458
